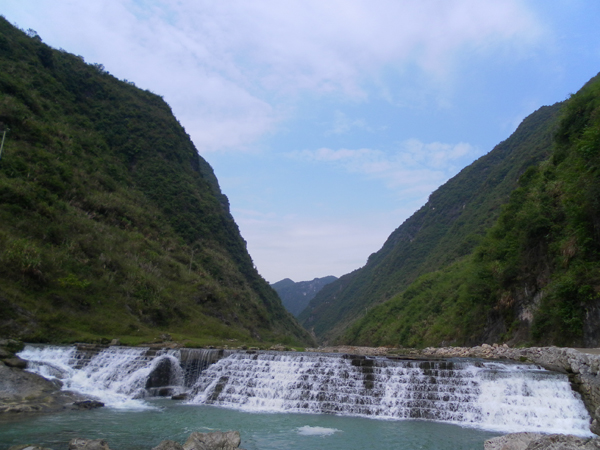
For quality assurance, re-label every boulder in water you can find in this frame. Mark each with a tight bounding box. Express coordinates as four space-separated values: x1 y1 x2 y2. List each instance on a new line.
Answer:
183 431 243 450
8 446 53 450
152 440 184 450
526 434 600 449
68 438 111 450
72 400 105 410
485 433 543 449
485 433 600 449
3 356 28 369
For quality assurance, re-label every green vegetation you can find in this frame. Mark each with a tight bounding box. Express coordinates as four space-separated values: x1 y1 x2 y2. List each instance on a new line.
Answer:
344 73 600 348
0 18 312 347
300 100 562 344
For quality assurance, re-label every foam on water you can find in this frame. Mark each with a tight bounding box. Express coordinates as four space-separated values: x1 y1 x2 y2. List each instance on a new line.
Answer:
296 426 341 436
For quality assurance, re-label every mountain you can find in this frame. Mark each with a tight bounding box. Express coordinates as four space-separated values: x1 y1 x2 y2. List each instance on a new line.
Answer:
271 276 337 317
343 72 600 348
299 100 563 344
0 18 313 347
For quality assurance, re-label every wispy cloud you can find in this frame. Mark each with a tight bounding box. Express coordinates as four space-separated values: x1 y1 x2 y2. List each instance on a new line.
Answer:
233 209 402 282
327 111 382 135
288 140 477 195
3 0 543 153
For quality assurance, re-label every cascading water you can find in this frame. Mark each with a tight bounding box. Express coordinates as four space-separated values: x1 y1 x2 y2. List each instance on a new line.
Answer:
18 345 226 409
187 352 592 435
18 346 592 436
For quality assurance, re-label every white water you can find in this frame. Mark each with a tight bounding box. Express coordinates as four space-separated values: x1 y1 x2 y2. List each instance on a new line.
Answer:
19 345 180 409
18 346 593 436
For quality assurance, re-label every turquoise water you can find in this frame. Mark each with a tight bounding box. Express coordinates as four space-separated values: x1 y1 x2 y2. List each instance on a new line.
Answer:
0 400 502 450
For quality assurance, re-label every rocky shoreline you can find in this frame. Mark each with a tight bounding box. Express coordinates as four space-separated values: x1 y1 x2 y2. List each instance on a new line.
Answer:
9 431 245 450
0 339 104 415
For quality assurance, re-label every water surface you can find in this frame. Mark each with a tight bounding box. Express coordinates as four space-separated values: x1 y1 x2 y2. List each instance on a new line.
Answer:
0 400 502 450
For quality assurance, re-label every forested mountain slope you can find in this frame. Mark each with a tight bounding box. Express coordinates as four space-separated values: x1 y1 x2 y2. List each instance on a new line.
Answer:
345 72 600 348
0 18 312 346
299 100 563 343
271 276 337 317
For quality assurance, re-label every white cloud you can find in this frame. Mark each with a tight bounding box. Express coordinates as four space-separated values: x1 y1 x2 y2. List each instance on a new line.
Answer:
287 139 477 196
2 0 543 152
234 209 401 282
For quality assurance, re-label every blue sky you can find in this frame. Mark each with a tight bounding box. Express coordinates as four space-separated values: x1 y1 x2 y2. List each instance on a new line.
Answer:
3 1 600 283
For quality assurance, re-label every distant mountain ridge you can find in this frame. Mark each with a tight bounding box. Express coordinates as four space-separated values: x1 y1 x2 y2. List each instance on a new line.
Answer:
272 276 337 317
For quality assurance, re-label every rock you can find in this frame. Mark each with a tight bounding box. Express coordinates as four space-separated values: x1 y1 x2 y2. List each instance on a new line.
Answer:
3 356 28 369
485 432 543 450
8 446 53 450
171 393 189 400
109 339 120 346
72 400 104 410
0 363 90 414
68 438 111 450
0 347 13 359
153 441 184 450
525 434 600 449
0 339 24 353
183 431 242 450
485 433 600 450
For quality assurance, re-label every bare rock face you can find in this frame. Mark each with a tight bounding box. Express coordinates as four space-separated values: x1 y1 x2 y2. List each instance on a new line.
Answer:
183 431 243 450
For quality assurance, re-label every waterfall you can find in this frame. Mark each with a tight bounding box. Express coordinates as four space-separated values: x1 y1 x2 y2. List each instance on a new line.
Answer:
18 346 592 435
18 345 227 409
187 352 591 435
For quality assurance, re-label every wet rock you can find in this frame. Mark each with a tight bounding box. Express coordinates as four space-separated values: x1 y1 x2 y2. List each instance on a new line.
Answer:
171 393 189 400
68 438 111 450
0 363 90 414
72 400 104 410
183 431 243 450
146 358 174 390
0 339 24 353
153 441 184 450
3 356 28 369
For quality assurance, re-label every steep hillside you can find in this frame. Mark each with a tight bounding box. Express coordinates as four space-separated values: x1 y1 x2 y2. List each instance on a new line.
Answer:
0 19 312 346
299 101 562 343
271 276 337 317
345 72 600 348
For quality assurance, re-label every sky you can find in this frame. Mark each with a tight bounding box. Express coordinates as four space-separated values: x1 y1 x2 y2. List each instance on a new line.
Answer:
3 1 600 283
